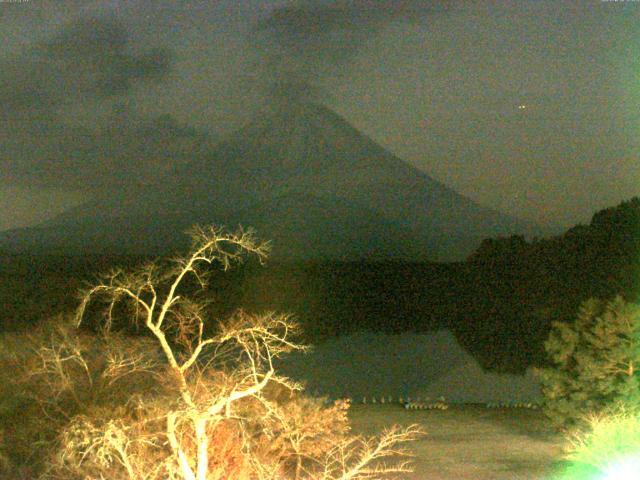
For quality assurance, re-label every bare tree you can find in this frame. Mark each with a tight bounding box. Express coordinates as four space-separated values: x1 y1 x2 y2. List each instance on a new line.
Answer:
37 225 424 479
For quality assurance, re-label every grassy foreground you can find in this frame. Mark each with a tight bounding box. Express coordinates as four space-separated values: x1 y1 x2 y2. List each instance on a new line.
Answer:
347 403 567 480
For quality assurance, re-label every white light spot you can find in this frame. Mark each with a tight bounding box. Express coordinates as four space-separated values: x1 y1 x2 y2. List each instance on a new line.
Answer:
603 456 640 480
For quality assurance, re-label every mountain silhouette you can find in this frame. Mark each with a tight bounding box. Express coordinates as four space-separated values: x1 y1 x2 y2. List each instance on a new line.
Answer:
1 102 539 260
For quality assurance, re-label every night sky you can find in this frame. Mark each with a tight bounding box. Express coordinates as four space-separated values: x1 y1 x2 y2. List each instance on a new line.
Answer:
1 0 638 232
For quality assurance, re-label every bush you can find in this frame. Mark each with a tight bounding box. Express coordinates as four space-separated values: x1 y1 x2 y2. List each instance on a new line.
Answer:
535 296 640 432
0 315 163 477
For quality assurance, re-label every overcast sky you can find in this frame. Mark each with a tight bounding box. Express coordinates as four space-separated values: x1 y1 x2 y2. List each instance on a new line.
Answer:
1 0 638 231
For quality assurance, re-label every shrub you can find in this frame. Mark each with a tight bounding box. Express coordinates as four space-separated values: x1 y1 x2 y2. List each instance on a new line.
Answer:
535 296 640 432
0 315 163 477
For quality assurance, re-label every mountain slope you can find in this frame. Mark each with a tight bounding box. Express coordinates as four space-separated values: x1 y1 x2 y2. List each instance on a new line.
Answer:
1 101 539 260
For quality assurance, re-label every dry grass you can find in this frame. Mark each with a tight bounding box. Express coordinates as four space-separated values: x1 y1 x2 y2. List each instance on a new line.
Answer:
347 403 568 480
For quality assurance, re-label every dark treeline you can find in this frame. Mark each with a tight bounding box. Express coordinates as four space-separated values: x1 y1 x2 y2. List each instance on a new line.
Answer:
1 197 638 374
457 197 640 372
0 253 154 332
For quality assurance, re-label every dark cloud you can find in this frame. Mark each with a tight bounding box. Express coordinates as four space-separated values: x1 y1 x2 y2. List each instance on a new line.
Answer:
1 16 170 118
0 15 197 191
253 0 451 101
44 16 170 96
258 0 451 40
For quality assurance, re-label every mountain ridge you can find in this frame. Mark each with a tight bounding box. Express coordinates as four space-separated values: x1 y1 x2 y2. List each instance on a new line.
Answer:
1 101 540 261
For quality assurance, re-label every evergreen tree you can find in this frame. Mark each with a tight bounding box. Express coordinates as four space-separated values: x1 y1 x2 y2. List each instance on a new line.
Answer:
535 296 640 431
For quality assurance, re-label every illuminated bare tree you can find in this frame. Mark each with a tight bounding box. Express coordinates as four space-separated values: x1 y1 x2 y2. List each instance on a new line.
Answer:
40 225 424 480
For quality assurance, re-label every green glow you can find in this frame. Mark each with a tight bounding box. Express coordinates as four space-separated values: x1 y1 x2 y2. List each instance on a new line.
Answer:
554 455 640 480
554 409 640 479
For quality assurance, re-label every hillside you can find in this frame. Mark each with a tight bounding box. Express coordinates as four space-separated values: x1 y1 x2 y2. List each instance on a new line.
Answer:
0 101 537 260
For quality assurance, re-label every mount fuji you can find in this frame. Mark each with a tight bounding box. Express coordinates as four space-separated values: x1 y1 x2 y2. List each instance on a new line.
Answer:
1 102 538 261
